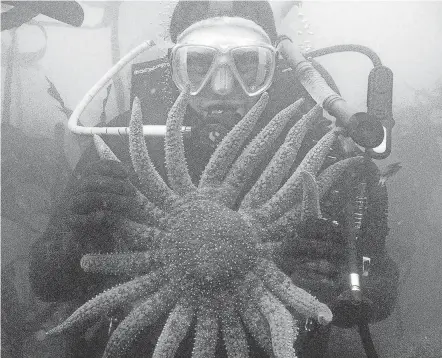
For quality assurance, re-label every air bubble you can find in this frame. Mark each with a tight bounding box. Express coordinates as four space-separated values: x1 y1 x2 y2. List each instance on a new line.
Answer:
35 330 47 341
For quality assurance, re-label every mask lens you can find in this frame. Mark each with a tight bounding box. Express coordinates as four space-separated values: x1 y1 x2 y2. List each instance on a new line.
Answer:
172 45 275 96
172 46 217 94
231 46 275 95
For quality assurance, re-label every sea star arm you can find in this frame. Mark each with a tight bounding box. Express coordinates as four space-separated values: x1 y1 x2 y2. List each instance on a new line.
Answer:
256 242 283 259
165 86 197 195
80 250 163 275
262 206 302 242
263 156 365 240
255 259 332 325
296 127 345 176
93 134 166 227
257 128 342 224
152 299 195 358
111 217 163 251
199 92 269 188
236 274 274 356
222 98 305 206
93 134 120 162
238 301 273 356
220 300 249 357
317 156 364 197
241 104 321 209
46 271 165 335
129 97 178 209
257 288 299 358
300 171 322 221
192 302 219 358
103 281 180 358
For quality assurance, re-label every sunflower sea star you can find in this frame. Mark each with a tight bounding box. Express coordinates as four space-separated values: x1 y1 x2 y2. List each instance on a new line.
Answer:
47 88 364 358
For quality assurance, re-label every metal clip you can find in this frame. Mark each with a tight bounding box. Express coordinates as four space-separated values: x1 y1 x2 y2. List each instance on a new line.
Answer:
354 182 367 231
362 256 371 277
304 317 315 332
350 273 361 292
107 316 119 337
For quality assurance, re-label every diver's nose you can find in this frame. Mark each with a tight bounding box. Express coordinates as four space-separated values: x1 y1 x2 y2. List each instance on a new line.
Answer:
211 66 234 95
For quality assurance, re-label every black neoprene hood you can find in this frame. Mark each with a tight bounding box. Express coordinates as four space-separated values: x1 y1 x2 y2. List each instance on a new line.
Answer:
169 0 277 44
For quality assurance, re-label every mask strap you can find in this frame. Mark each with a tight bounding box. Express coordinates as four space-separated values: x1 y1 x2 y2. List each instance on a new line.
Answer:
179 47 189 85
255 47 267 85
275 34 293 49
208 1 234 16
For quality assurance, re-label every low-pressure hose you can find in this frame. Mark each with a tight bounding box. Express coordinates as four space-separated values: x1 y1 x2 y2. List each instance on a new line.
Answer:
68 39 191 137
305 44 382 67
279 39 384 149
359 322 379 358
309 58 341 96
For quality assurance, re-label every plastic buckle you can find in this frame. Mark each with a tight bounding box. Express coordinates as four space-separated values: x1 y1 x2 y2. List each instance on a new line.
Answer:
304 317 315 332
107 316 119 337
362 256 371 277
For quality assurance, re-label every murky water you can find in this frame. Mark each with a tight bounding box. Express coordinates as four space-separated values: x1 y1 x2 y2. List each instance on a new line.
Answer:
2 2 441 357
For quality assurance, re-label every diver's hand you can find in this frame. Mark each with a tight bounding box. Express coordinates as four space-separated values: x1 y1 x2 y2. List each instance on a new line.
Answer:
42 159 141 254
330 254 399 328
70 159 137 216
65 159 140 244
29 159 139 301
279 217 347 303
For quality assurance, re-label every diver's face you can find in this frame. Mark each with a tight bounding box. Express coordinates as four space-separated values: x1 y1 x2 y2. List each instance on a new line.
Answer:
177 23 272 117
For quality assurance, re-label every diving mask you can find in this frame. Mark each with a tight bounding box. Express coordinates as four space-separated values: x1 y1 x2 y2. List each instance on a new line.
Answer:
171 43 276 96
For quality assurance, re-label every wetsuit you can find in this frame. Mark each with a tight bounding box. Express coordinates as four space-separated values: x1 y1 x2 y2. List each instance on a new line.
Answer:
30 56 399 358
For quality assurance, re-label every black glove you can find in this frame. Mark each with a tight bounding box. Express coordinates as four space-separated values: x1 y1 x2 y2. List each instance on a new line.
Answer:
330 254 399 328
29 158 139 301
65 159 140 252
278 217 348 304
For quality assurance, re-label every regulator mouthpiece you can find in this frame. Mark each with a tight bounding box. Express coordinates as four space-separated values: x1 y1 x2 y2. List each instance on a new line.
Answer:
346 112 385 149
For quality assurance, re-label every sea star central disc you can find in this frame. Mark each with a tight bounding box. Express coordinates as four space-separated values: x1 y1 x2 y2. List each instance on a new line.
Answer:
164 200 259 289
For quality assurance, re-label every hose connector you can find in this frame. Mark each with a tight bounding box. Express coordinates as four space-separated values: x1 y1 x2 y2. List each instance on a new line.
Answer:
280 39 384 149
323 97 385 149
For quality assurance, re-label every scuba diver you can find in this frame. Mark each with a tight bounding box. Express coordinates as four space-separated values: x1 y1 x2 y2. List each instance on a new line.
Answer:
29 1 399 357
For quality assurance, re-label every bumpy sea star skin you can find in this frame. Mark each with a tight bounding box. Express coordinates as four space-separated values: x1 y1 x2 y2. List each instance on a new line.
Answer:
47 87 364 358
